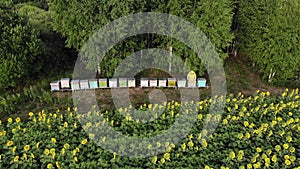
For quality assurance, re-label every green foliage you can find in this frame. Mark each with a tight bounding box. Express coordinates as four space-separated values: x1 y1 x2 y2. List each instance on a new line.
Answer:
0 4 42 88
48 0 234 77
236 0 300 85
16 4 52 33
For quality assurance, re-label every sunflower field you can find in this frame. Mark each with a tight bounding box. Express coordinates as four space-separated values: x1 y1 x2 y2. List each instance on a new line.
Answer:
0 89 299 169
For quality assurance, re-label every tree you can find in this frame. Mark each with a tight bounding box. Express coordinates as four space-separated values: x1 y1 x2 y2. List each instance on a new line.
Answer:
48 0 234 77
0 2 42 88
236 0 300 85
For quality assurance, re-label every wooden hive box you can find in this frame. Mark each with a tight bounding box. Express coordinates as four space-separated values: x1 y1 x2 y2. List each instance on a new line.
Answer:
158 78 167 87
149 78 158 87
118 78 127 88
109 78 118 88
167 78 176 88
71 80 80 90
60 78 70 89
128 78 136 87
187 80 197 88
89 79 98 89
197 78 206 88
140 78 149 88
50 81 60 91
99 78 108 88
80 80 89 89
177 78 187 88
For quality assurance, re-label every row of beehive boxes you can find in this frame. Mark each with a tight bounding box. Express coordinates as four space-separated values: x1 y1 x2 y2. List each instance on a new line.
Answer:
50 78 207 91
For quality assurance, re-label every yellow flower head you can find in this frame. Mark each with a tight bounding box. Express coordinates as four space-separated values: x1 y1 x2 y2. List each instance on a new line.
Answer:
285 159 291 166
81 139 88 145
15 117 21 123
56 162 61 169
187 141 194 148
29 112 34 117
47 163 53 169
283 143 289 150
229 151 236 159
13 156 19 163
44 149 50 156
7 140 13 147
151 156 158 164
275 145 281 152
63 143 70 149
163 153 170 160
8 118 13 123
256 147 262 153
24 145 30 151
51 138 56 144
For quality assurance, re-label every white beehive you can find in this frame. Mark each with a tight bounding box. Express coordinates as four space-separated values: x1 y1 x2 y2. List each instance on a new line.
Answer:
80 80 89 89
158 78 167 87
140 78 149 88
60 78 70 89
50 81 60 91
149 78 158 87
109 78 118 88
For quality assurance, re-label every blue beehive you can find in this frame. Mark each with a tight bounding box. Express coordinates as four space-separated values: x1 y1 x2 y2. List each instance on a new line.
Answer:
197 78 206 87
89 79 98 89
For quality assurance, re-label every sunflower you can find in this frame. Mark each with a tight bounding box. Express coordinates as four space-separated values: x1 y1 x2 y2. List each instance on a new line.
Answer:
24 145 30 151
13 156 19 163
81 139 88 145
7 141 13 147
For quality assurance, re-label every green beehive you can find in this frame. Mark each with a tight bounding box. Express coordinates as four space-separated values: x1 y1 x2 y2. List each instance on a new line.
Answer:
118 78 127 88
71 80 80 90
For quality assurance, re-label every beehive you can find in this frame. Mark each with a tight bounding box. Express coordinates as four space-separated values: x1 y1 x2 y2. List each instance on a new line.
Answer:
140 78 149 87
197 78 206 87
60 78 70 89
177 79 187 88
128 78 136 87
118 78 127 88
158 78 167 87
149 78 158 87
109 78 118 88
99 79 108 88
187 80 197 87
80 80 89 89
167 78 176 87
89 79 98 89
71 80 80 90
50 81 60 91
